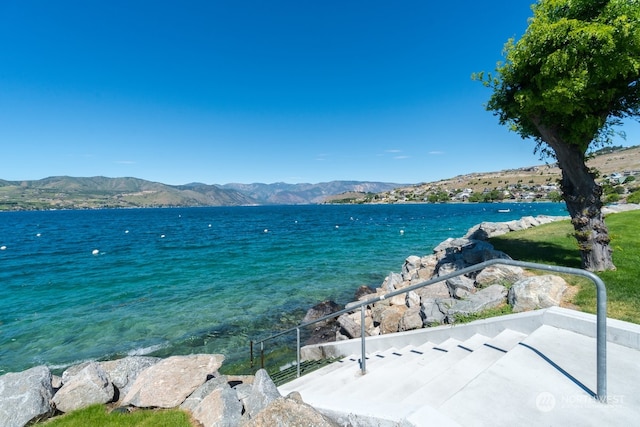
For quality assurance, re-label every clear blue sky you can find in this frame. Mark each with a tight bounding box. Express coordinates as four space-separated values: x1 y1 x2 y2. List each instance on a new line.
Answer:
1 1 638 185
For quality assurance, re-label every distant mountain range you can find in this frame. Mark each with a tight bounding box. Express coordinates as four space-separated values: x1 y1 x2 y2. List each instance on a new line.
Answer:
4 145 637 211
0 177 401 210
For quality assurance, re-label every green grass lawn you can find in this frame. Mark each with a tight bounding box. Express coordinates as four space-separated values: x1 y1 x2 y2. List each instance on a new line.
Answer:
40 404 194 426
489 209 640 324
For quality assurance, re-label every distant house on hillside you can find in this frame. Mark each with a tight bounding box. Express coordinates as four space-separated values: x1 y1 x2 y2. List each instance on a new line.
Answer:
608 173 624 184
453 188 473 201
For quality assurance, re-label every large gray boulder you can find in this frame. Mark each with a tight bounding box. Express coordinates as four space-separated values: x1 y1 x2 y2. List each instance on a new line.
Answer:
415 280 451 299
377 305 407 334
121 354 224 408
509 275 568 312
337 313 362 339
52 362 114 413
421 298 447 325
435 258 468 277
302 300 342 325
180 375 229 412
100 356 160 402
242 369 281 418
460 240 496 265
402 255 423 281
382 272 403 292
475 265 524 288
465 222 511 240
446 275 476 299
191 380 243 427
240 396 339 427
0 366 54 427
446 285 508 320
399 308 424 332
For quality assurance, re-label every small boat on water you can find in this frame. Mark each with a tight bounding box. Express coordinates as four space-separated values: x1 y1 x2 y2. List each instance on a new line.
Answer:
497 208 511 213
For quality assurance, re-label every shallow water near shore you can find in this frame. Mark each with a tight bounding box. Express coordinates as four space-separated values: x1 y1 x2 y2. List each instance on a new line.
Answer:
0 203 568 374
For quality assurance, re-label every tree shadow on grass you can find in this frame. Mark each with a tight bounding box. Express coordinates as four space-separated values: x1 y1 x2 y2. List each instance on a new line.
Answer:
489 238 583 269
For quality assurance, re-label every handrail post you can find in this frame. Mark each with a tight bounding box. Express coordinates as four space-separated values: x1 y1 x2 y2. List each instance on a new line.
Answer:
360 305 366 375
595 274 607 402
260 342 264 369
296 327 301 378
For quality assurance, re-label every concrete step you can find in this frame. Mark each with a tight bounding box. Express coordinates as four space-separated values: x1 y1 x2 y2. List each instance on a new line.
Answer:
328 334 492 397
278 353 361 395
376 334 503 403
286 332 510 406
301 338 476 408
280 346 407 396
330 343 474 402
295 344 437 398
401 340 521 407
436 325 640 426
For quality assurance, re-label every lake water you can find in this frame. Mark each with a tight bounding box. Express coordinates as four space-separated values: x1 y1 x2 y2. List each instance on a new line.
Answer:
0 202 568 374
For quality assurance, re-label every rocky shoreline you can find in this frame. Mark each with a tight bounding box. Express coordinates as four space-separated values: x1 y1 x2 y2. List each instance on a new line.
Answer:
2 205 637 426
302 214 572 348
303 203 639 348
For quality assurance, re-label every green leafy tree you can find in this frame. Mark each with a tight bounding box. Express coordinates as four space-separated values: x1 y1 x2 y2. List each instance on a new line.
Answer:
474 0 640 271
427 190 451 203
547 190 563 202
628 189 640 204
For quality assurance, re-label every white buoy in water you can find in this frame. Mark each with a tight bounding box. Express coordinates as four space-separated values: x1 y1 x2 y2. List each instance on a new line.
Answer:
400 229 405 235
125 230 129 234
160 234 165 238
0 245 6 250
36 233 41 237
264 229 269 233
92 249 99 255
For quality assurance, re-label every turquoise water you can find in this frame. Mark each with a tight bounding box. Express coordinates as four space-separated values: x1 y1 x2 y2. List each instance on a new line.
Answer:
0 203 567 373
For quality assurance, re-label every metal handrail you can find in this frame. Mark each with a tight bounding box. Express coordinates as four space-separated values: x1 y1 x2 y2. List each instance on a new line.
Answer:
251 259 608 402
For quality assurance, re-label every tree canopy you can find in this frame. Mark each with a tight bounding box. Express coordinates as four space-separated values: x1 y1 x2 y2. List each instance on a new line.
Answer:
477 0 640 155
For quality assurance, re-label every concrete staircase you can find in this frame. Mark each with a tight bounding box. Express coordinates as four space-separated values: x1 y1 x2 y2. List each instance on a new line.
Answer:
277 307 640 426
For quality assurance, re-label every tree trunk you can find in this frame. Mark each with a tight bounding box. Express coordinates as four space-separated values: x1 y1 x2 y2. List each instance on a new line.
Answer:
533 121 616 271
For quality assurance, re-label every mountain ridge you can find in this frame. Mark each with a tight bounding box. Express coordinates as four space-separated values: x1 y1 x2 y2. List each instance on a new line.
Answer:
0 177 400 210
1 145 638 210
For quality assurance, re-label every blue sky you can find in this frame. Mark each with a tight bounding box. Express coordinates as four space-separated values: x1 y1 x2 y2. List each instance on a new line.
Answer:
1 1 638 185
